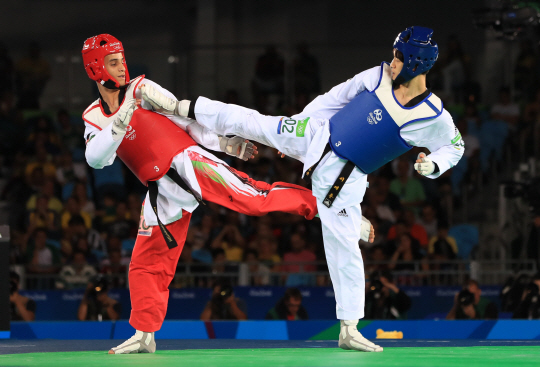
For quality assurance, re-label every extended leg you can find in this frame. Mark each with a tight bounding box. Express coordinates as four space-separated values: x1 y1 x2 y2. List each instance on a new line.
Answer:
188 150 317 220
194 96 313 163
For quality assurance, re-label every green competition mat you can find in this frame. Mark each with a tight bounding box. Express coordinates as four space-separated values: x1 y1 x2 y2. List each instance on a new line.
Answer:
1 347 540 367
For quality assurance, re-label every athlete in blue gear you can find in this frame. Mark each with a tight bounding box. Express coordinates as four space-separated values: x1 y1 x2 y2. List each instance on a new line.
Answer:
141 26 464 352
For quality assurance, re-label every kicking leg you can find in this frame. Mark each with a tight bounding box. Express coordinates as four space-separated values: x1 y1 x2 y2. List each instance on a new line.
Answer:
188 150 317 219
317 202 382 352
109 209 191 354
193 97 313 163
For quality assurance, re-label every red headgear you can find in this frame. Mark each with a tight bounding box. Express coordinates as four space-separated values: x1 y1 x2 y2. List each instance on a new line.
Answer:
82 34 130 89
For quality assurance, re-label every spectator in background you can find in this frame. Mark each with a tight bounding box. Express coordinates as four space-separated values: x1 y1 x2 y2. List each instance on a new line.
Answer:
200 282 247 320
15 41 50 109
293 42 320 98
25 228 61 279
56 109 83 154
446 279 498 320
126 192 143 213
388 233 425 273
94 194 117 229
513 39 538 102
73 237 98 266
417 204 438 239
57 251 97 289
364 245 388 275
383 221 408 257
27 194 59 235
390 158 426 214
24 144 56 181
78 276 121 321
210 247 228 276
101 249 128 288
266 287 308 320
512 273 540 319
252 45 285 103
282 233 317 273
436 35 470 104
26 179 63 214
71 181 95 219
10 271 36 321
107 201 135 239
177 243 210 288
103 235 129 261
211 222 245 262
243 249 270 286
61 197 91 230
491 86 520 133
257 236 281 271
55 151 87 187
427 221 458 263
387 209 428 249
186 213 218 255
25 116 61 154
365 270 411 320
65 215 106 260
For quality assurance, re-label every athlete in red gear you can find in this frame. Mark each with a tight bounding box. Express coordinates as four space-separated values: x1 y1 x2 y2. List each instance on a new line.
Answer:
81 34 318 354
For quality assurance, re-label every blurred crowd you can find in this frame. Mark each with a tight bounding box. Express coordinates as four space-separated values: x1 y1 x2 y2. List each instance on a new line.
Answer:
1 34 539 297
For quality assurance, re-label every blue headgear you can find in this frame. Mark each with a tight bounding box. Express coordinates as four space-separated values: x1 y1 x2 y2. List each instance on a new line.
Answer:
393 26 438 83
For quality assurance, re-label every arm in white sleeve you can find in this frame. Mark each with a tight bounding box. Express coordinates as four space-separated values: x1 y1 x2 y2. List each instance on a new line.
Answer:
168 115 221 151
84 123 120 169
299 65 382 120
402 109 465 179
135 78 221 151
425 142 464 178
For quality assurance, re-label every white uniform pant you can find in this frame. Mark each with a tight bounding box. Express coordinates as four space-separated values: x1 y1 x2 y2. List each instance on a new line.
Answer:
195 97 365 320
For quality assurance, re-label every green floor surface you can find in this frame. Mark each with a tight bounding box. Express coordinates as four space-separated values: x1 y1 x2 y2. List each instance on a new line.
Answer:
1 347 539 367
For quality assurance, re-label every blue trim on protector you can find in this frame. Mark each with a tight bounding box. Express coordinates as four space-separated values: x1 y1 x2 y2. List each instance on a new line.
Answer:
401 103 443 129
367 62 388 94
0 331 10 339
392 90 434 110
424 99 440 114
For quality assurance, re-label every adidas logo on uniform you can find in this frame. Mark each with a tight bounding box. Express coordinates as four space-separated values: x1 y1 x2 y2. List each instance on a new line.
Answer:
337 209 348 217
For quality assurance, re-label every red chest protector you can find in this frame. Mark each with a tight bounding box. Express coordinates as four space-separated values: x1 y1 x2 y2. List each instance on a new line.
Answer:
116 108 197 185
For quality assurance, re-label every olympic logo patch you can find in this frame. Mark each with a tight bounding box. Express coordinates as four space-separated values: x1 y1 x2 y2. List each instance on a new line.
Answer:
367 109 383 125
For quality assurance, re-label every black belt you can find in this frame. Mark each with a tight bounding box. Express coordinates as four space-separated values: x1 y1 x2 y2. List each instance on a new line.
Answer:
147 168 205 249
304 143 332 182
304 142 356 208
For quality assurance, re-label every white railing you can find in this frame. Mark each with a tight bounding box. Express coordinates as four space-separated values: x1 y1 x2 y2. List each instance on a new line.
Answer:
13 259 537 290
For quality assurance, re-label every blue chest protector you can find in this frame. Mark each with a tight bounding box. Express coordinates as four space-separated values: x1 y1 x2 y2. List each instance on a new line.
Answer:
329 62 443 174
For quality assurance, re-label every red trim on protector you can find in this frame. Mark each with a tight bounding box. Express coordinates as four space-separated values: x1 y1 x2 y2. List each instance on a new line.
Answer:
133 75 145 98
99 97 118 117
82 117 102 131
82 105 102 130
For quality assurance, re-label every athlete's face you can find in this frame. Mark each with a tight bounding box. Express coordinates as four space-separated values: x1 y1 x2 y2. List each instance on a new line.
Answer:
390 49 403 81
104 52 127 87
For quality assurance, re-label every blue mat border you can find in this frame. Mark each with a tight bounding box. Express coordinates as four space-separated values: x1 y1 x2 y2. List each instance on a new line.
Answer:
10 320 540 341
